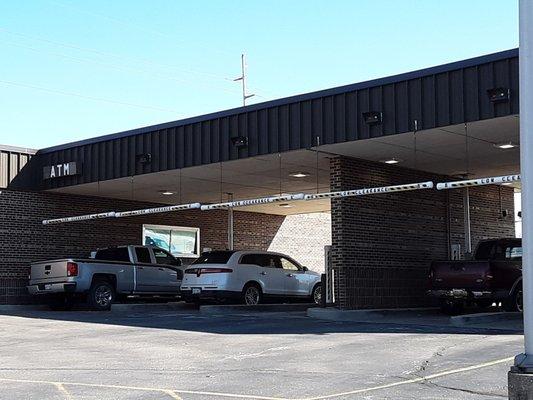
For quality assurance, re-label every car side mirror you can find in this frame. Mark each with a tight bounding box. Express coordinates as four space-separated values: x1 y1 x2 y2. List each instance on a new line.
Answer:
302 266 308 272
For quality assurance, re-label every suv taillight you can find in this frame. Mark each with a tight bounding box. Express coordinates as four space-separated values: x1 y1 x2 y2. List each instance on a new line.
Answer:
198 268 233 275
67 262 78 277
185 268 233 277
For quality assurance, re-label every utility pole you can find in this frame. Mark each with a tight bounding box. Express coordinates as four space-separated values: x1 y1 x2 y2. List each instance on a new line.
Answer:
233 53 255 106
509 0 533 397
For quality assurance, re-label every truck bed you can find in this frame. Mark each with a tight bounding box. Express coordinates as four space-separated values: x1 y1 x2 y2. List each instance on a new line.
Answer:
30 258 133 282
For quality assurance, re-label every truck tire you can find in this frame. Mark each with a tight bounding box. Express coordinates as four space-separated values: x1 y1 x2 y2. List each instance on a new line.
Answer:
88 280 115 311
440 300 464 315
504 286 523 312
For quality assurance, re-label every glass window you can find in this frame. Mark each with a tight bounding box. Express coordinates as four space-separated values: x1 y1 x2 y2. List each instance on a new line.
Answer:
240 254 264 267
506 246 523 260
279 257 300 271
135 247 152 264
476 241 497 260
170 230 197 256
153 248 180 266
261 255 280 269
144 228 170 252
193 251 235 265
143 225 200 258
94 247 130 262
241 254 279 268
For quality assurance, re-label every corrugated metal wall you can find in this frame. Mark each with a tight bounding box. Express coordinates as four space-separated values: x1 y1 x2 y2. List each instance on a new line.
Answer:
0 147 33 189
16 49 519 191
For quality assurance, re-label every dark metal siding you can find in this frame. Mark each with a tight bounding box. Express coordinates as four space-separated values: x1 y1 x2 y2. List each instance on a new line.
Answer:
19 49 519 191
0 147 34 189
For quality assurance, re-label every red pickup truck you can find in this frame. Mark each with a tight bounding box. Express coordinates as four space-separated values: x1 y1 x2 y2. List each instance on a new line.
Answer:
428 238 522 314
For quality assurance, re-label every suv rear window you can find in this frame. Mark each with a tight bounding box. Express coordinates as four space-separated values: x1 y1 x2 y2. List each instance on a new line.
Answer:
94 247 130 262
193 251 235 264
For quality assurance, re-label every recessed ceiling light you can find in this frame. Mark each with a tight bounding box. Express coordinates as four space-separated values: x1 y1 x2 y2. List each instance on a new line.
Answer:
279 203 293 208
289 172 309 178
160 191 174 196
381 158 401 164
494 142 518 149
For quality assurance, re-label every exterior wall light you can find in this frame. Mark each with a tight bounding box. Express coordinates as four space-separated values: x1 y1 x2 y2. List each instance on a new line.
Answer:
487 87 511 103
289 172 309 178
278 203 293 208
362 111 382 125
136 153 152 164
160 191 174 195
231 136 248 147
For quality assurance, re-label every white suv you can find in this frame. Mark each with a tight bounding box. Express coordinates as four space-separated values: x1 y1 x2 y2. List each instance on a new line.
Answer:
180 250 322 305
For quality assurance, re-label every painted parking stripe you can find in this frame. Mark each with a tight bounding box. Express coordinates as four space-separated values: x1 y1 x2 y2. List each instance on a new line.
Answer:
53 383 74 400
0 356 515 400
162 389 183 400
0 377 290 400
305 356 514 400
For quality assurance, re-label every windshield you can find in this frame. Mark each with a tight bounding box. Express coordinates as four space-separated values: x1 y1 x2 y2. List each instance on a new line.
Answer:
192 251 235 265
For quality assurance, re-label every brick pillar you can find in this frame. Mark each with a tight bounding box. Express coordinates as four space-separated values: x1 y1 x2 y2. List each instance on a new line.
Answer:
330 156 515 310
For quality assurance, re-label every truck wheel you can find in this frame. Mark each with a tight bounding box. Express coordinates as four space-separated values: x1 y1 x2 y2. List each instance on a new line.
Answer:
504 287 523 312
88 280 115 311
440 300 464 315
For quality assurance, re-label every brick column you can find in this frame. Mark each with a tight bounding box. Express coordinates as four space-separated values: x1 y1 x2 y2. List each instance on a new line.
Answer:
330 156 515 310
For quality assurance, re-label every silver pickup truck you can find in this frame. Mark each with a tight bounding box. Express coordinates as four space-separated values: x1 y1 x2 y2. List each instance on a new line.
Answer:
28 245 183 310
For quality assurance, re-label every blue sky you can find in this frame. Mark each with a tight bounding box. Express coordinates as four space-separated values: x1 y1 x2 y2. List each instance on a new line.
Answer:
0 0 518 149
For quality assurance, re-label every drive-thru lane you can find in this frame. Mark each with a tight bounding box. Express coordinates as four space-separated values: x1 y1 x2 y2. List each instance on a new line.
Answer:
0 306 522 399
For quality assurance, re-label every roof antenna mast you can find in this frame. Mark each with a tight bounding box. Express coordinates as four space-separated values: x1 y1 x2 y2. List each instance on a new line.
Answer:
234 53 255 106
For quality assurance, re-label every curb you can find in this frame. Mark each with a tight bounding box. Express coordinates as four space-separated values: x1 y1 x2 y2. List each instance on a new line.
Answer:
307 307 439 322
0 304 49 312
450 311 523 326
200 303 316 315
111 302 189 312
0 302 189 313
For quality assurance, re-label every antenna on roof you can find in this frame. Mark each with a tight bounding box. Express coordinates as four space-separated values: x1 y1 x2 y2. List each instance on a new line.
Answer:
233 53 255 106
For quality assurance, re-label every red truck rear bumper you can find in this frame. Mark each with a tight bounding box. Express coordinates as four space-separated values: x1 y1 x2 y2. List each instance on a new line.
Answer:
427 289 493 299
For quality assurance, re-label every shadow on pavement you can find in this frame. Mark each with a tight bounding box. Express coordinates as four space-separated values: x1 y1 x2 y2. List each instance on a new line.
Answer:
0 303 524 336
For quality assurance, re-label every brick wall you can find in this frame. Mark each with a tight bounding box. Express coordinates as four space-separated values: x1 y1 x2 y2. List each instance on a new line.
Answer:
268 212 331 273
0 189 285 304
330 157 515 310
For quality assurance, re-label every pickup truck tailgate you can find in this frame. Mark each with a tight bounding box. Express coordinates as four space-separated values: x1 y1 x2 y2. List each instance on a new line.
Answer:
430 261 491 290
30 260 70 281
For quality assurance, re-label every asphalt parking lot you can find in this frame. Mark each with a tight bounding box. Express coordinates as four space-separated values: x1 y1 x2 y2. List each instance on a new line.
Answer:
0 305 523 400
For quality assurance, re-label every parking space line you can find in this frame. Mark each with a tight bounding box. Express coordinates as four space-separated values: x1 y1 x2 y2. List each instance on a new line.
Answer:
0 357 514 400
0 377 290 400
304 356 514 399
53 383 73 400
162 389 183 400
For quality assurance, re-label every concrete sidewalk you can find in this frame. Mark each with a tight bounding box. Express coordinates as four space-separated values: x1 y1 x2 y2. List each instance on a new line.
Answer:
308 306 524 332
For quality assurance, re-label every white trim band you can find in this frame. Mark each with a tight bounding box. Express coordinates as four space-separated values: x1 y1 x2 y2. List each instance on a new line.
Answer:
304 181 434 200
436 174 521 190
201 193 305 210
42 212 116 225
115 202 201 218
